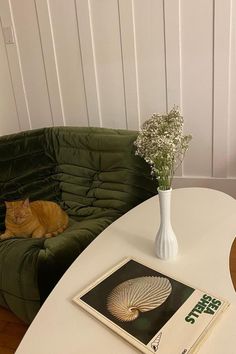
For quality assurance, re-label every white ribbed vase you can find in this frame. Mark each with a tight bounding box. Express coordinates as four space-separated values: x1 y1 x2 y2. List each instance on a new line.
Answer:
155 188 178 260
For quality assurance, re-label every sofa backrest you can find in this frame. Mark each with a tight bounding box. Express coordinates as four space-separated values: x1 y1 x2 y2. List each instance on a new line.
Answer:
0 128 60 231
48 127 157 220
0 127 157 230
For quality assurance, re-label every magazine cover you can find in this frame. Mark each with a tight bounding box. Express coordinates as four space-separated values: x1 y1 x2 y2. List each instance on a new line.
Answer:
73 258 229 354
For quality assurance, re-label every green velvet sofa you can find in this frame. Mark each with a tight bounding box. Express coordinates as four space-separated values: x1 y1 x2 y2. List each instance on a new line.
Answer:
0 126 157 324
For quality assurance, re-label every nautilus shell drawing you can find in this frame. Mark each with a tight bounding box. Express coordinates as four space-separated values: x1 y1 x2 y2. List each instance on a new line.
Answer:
107 276 172 322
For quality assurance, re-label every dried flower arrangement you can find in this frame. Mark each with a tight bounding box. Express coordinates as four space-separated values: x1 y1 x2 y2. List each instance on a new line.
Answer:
134 107 192 191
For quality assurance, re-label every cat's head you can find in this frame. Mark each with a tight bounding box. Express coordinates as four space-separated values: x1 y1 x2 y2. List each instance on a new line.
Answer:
5 199 32 224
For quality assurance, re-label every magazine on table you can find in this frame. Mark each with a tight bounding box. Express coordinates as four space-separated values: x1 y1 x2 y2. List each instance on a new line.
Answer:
73 257 229 354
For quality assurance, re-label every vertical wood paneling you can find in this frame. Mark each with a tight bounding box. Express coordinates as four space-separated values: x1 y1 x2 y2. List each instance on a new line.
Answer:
118 0 139 130
132 0 166 124
0 20 20 135
0 0 31 132
164 0 182 177
213 0 232 177
228 0 236 177
4 45 31 132
1 0 236 187
35 0 65 126
47 0 88 126
89 0 126 129
164 0 182 111
181 0 213 177
10 0 53 129
75 0 101 127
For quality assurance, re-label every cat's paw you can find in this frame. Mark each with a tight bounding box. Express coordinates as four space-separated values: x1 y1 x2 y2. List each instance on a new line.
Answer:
0 233 11 240
45 232 53 238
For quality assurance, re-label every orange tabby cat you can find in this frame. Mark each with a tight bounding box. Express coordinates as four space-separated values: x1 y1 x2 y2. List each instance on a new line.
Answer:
0 199 68 240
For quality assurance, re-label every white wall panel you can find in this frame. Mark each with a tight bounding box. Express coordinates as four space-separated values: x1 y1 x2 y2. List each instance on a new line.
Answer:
118 0 140 130
213 0 232 177
181 0 213 177
229 0 236 178
164 0 182 177
10 0 53 129
0 20 19 135
133 0 166 124
35 0 65 126
89 0 126 129
0 0 30 132
1 0 236 196
75 0 101 127
47 0 88 126
164 0 182 111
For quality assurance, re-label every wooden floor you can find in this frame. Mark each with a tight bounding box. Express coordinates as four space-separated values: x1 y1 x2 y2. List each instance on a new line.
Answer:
0 307 28 354
0 239 236 353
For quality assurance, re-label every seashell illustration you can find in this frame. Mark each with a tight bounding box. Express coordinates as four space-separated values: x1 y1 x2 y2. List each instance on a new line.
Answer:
107 276 172 322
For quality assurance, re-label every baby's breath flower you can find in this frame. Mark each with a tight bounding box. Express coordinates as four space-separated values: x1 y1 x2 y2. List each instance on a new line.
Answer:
134 106 192 190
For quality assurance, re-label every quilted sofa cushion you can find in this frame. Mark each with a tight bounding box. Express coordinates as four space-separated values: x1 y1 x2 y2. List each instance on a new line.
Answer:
0 127 157 323
49 127 155 219
0 129 59 231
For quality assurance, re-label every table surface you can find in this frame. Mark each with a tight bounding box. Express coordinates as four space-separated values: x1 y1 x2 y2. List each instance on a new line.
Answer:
16 188 236 354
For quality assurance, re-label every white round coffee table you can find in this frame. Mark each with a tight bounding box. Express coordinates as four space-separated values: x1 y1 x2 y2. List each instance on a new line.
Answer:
16 188 236 354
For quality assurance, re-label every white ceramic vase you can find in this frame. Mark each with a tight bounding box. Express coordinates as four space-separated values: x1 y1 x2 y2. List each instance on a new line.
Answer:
155 188 178 260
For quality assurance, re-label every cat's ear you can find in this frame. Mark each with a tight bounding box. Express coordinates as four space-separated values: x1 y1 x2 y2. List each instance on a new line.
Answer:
22 199 29 208
5 201 13 209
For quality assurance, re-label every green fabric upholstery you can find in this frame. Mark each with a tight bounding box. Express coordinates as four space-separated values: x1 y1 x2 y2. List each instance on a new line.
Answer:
0 127 157 323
